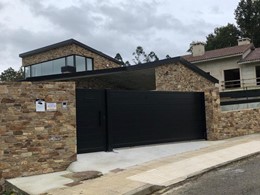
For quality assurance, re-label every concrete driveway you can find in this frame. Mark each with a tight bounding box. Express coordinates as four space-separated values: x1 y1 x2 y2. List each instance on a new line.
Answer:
68 140 223 174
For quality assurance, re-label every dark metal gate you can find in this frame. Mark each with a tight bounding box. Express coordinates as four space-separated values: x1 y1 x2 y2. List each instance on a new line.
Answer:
76 89 206 153
76 89 107 153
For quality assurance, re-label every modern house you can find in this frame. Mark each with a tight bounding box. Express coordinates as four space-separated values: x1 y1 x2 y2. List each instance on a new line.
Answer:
182 38 260 91
18 39 222 153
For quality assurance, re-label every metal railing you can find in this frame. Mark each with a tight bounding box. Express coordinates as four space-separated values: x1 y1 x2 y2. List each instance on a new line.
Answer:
221 77 260 91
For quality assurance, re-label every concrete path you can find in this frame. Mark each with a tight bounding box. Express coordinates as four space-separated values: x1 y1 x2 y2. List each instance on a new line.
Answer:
7 134 260 195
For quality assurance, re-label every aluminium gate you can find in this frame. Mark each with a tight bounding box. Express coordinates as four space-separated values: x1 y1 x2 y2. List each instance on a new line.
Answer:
76 89 206 153
76 89 107 153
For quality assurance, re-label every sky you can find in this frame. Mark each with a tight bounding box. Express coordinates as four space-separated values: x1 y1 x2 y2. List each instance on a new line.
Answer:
0 0 239 73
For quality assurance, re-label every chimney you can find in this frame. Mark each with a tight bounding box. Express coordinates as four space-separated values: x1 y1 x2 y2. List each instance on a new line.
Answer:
190 41 205 57
237 38 251 46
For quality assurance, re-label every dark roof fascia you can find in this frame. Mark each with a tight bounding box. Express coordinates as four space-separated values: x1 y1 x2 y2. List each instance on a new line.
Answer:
19 39 123 65
22 66 128 82
22 56 218 84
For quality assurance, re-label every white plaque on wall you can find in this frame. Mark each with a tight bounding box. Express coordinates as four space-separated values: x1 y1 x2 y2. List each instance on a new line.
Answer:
36 99 45 112
46 103 57 111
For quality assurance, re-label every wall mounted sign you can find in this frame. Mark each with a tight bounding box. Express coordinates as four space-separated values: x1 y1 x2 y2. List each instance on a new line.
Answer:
46 103 57 111
36 99 45 112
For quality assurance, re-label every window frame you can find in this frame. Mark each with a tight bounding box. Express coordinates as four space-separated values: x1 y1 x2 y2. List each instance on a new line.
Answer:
223 68 241 89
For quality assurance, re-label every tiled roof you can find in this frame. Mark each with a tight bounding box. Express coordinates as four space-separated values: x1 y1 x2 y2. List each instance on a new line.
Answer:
239 48 260 64
182 44 254 63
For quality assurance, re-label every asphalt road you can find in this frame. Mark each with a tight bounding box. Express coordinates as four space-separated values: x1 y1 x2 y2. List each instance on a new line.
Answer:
159 155 260 195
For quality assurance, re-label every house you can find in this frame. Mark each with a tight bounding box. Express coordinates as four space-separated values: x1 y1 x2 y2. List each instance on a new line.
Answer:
2 38 259 190
19 39 222 152
182 38 260 91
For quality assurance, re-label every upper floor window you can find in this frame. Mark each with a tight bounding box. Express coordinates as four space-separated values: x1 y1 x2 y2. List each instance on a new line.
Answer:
256 66 260 85
224 68 241 89
76 56 86 72
24 55 94 78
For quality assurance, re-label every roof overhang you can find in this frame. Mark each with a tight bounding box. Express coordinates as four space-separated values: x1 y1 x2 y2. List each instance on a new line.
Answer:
22 57 218 89
23 65 156 90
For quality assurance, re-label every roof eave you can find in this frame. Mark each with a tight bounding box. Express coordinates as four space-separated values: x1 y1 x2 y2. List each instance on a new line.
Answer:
238 59 260 65
189 53 243 64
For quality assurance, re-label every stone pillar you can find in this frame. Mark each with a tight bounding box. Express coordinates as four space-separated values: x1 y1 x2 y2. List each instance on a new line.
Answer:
204 88 221 140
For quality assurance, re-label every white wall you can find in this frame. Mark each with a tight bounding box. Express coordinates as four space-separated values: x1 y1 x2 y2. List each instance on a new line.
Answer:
194 57 260 90
195 56 241 88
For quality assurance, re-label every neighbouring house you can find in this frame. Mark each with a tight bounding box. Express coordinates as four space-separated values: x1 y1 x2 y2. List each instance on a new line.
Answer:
182 38 260 91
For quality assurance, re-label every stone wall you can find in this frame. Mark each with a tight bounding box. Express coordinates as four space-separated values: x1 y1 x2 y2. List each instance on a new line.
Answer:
155 62 218 140
156 63 215 92
0 82 76 192
208 89 260 139
22 44 120 69
216 108 260 139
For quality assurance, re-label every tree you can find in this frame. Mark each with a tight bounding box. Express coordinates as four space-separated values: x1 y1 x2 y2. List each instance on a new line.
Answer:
132 46 147 64
205 23 242 51
0 67 24 82
147 51 159 62
132 46 159 64
235 0 260 47
114 53 124 63
166 55 171 59
124 61 131 66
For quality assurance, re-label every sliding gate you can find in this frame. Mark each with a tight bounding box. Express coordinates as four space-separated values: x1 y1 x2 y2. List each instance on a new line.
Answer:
76 89 206 153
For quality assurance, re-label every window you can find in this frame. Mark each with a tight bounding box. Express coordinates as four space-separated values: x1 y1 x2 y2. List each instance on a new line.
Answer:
76 56 86 72
53 58 65 74
41 61 53 76
87 58 93 71
25 55 94 78
24 66 31 78
66 56 74 66
255 66 260 85
224 68 241 88
31 63 42 77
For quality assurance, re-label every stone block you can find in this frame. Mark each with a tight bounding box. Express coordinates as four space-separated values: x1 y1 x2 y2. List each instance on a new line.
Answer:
21 152 33 157
0 85 8 94
4 136 17 143
1 98 15 103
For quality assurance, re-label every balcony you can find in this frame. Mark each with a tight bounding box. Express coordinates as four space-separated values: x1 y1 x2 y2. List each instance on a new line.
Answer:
221 77 260 91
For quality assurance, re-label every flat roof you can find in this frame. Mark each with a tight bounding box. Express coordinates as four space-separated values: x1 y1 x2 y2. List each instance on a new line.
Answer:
22 57 218 84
